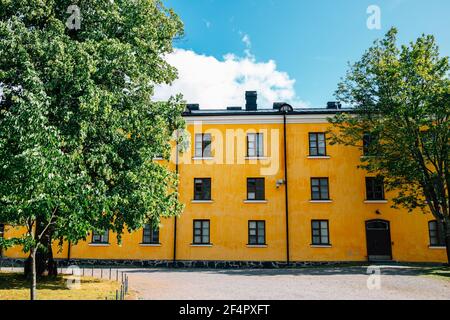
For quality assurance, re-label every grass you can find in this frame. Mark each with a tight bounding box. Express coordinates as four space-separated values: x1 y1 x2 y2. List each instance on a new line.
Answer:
0 272 121 300
422 266 450 281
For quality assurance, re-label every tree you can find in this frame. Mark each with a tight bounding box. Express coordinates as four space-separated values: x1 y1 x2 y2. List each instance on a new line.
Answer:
0 0 185 299
328 28 450 264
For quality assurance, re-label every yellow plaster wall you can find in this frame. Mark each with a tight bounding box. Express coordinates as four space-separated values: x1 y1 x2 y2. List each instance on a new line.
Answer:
2 121 447 263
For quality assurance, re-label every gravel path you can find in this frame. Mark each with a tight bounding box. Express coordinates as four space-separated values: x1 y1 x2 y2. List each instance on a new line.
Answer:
124 265 450 300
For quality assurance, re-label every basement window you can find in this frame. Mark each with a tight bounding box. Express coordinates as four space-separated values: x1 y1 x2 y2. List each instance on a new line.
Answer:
91 230 109 244
142 223 160 244
428 220 445 247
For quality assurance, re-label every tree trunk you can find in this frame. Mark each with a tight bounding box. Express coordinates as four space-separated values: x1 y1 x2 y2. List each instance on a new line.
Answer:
24 220 57 277
30 247 37 300
445 225 450 266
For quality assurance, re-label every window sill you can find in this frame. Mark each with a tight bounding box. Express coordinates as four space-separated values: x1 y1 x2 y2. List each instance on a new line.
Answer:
364 200 388 204
88 243 110 247
139 243 162 247
428 246 446 250
246 245 268 248
309 200 333 203
192 157 214 161
190 244 213 247
244 200 268 204
245 157 270 160
307 156 330 159
191 200 214 204
310 245 332 248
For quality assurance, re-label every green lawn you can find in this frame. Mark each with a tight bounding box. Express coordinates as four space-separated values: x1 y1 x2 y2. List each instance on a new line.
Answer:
423 266 450 281
0 272 121 300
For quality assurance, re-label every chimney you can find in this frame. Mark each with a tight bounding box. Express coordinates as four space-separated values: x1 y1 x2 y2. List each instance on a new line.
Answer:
245 91 257 111
326 101 342 110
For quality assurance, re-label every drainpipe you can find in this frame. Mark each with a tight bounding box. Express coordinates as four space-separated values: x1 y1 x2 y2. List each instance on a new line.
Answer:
282 106 291 264
173 133 180 265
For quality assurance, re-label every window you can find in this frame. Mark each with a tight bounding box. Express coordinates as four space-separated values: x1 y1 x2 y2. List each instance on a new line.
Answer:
195 133 212 158
142 223 160 244
248 221 266 245
428 221 445 247
365 177 385 200
194 178 211 201
92 230 109 244
363 133 379 156
193 220 210 245
311 178 330 200
309 133 327 156
311 220 330 245
247 133 264 157
247 178 265 200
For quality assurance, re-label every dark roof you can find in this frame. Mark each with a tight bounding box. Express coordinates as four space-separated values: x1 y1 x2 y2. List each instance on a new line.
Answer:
183 107 354 117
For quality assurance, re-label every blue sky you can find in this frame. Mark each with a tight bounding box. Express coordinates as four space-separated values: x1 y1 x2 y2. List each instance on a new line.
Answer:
156 0 450 108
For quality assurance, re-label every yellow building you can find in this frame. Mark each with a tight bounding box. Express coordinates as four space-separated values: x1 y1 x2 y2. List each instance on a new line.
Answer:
1 92 447 266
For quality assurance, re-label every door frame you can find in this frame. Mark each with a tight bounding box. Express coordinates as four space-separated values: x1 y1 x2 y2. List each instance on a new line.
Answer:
365 219 392 261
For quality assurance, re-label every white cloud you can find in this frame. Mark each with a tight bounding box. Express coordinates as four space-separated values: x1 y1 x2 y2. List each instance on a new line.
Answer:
153 48 310 109
241 34 251 47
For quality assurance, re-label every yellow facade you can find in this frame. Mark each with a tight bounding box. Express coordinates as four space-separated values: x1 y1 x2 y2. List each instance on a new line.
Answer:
2 107 447 264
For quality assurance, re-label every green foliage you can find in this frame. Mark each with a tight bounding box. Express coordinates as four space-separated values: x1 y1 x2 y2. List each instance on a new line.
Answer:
0 0 185 249
328 28 449 227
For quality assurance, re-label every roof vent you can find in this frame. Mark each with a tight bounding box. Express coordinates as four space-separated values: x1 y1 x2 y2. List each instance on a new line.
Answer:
186 104 200 112
245 91 257 111
273 102 285 110
227 106 242 111
326 101 342 110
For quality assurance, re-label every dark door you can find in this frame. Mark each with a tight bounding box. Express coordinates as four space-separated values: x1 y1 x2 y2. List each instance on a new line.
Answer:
365 220 392 261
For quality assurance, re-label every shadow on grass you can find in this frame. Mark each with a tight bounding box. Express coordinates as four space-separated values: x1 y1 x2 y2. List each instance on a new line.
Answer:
425 268 450 280
0 273 109 291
